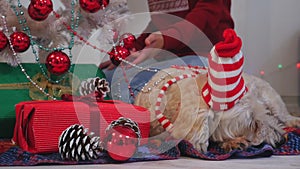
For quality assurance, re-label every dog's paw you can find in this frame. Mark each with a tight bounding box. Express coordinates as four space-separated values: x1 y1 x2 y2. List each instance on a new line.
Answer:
285 117 300 128
220 136 250 152
193 140 209 153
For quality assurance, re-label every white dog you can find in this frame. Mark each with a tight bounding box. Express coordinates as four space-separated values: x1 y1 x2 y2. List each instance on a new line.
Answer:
134 67 300 152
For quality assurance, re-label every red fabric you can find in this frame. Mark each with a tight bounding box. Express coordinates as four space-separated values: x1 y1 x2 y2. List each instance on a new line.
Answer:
148 0 189 13
208 71 242 85
201 28 247 111
134 0 234 57
215 28 242 58
209 78 246 98
208 53 244 72
202 83 248 111
12 100 150 154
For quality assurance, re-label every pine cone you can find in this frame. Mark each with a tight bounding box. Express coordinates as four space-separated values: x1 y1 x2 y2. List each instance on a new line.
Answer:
58 124 102 161
79 77 110 97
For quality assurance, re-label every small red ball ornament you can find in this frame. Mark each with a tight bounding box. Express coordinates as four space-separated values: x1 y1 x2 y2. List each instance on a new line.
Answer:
79 0 106 13
297 63 300 69
28 0 53 21
105 126 139 161
101 0 110 8
28 4 48 21
109 45 130 66
0 31 8 51
31 0 53 15
46 51 71 76
120 33 136 50
10 32 30 53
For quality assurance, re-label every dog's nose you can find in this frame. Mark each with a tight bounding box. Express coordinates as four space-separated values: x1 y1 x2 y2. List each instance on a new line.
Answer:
275 136 287 148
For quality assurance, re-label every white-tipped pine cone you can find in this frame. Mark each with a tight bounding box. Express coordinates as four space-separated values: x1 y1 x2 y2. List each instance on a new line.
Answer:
58 124 102 161
79 77 110 97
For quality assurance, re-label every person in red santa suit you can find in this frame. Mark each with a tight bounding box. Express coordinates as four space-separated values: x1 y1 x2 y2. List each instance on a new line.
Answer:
100 0 235 103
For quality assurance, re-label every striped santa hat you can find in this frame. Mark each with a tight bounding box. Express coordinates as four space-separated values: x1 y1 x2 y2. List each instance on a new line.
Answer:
202 29 247 111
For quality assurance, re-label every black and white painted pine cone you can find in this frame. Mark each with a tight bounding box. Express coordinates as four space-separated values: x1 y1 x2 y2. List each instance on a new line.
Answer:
58 124 103 161
79 77 110 97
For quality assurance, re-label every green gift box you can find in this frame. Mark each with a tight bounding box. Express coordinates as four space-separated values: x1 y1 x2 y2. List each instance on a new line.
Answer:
0 63 107 139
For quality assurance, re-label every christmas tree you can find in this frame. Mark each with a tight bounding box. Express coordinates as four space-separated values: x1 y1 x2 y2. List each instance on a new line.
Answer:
0 0 130 66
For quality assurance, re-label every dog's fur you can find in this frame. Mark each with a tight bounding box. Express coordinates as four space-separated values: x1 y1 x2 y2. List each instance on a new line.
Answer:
134 67 300 152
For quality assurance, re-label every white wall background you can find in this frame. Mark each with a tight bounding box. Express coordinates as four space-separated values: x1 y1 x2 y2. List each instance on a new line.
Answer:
232 0 300 97
2 0 299 97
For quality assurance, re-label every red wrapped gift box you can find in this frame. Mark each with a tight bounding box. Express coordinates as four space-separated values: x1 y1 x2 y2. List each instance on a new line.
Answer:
12 100 150 154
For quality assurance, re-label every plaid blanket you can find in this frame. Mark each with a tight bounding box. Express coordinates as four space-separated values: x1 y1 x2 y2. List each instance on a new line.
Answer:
1 128 299 166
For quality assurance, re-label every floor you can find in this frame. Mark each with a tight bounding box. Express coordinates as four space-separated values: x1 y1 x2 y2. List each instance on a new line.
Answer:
7 155 300 169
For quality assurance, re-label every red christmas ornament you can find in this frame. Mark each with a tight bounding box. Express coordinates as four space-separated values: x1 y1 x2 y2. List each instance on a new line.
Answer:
297 63 300 69
46 51 71 75
120 33 136 50
28 0 53 21
10 32 30 53
0 31 8 51
101 0 110 8
105 126 139 161
79 0 105 13
109 45 130 66
28 4 48 21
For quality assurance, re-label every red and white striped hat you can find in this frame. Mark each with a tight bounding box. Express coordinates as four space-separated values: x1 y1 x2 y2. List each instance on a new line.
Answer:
202 29 247 111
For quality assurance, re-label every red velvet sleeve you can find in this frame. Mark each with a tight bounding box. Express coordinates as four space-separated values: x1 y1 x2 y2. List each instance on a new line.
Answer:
134 32 149 51
161 0 227 50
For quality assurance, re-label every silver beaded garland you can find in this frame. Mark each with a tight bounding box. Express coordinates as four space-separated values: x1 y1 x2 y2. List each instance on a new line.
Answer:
8 0 80 84
1 15 56 100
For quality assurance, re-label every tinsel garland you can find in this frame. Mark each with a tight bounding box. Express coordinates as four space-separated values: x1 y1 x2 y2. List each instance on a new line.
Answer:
0 0 130 65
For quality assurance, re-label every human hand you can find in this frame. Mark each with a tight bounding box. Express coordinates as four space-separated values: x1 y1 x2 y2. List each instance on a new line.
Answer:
100 31 164 69
98 60 116 70
128 31 164 65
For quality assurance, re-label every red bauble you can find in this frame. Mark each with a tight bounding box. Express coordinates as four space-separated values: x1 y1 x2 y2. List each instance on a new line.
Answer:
31 0 53 15
10 32 30 53
109 45 130 66
79 0 102 13
101 0 110 8
0 31 8 51
28 4 48 21
28 0 53 21
105 126 138 161
46 51 71 76
120 33 136 50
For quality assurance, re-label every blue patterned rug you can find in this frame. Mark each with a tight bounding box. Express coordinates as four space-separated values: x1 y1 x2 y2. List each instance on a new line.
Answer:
1 128 299 166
